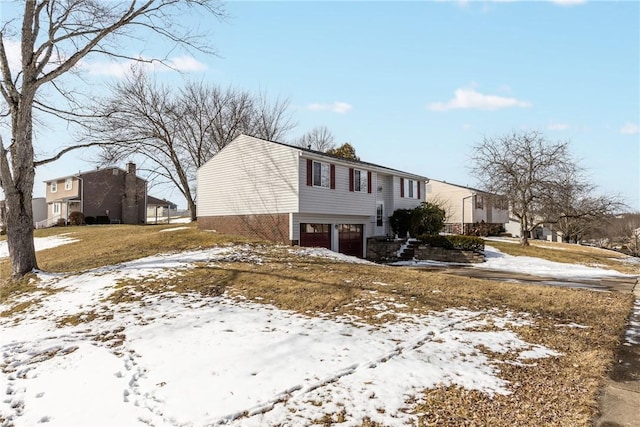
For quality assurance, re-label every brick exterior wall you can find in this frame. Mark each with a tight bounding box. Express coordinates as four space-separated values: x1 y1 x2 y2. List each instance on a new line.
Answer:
198 214 290 244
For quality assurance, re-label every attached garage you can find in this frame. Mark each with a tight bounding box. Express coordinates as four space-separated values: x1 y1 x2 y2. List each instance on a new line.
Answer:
338 224 363 258
299 223 331 249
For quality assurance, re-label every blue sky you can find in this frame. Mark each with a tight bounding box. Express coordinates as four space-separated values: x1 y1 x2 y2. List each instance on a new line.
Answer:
3 0 639 210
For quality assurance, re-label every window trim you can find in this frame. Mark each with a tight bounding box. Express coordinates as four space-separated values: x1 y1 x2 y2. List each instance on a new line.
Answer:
50 181 58 193
64 178 73 190
53 202 61 214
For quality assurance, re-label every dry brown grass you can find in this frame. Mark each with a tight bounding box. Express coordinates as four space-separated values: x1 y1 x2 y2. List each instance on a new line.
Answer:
0 225 636 426
0 223 253 280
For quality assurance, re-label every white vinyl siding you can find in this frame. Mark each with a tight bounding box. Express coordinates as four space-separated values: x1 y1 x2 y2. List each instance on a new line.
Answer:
425 180 509 225
300 159 377 216
392 176 423 210
197 135 299 217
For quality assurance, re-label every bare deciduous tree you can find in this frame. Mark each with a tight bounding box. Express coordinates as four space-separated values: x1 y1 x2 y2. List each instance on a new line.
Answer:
90 72 295 220
472 131 623 246
546 169 623 243
0 1 224 279
295 126 336 152
471 131 575 246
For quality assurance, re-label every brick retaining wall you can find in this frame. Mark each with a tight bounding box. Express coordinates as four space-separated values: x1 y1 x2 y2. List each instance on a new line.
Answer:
367 238 484 263
198 214 290 244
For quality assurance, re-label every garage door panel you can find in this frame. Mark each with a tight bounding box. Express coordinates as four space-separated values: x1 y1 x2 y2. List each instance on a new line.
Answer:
300 223 331 249
338 224 363 258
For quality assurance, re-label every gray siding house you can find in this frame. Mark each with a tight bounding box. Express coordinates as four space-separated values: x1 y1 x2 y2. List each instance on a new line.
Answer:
197 134 427 258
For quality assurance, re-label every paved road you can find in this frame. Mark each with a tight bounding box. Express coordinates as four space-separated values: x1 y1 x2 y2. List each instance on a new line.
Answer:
409 264 640 427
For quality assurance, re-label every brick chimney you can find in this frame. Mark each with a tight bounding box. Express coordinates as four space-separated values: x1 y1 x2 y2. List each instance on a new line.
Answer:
126 162 136 175
122 163 139 224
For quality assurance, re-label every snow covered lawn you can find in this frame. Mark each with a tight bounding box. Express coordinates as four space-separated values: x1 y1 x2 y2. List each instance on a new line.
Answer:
0 235 78 259
0 237 635 426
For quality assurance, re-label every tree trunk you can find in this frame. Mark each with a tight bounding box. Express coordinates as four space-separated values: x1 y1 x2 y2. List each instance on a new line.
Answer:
188 197 197 221
5 192 38 278
519 218 530 246
1 93 39 279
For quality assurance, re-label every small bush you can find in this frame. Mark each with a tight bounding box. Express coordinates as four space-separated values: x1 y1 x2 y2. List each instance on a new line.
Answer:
389 209 413 238
416 234 485 252
56 218 67 227
447 235 485 252
417 234 454 249
69 211 85 226
85 216 95 225
390 202 446 238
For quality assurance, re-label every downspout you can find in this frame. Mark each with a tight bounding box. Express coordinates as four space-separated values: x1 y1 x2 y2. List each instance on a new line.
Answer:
77 176 84 216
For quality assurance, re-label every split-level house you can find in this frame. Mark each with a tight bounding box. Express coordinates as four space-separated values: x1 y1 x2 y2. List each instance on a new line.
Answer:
197 135 427 258
43 163 147 226
425 179 509 235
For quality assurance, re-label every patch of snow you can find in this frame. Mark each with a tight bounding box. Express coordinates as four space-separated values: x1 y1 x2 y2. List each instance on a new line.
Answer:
288 247 376 265
0 235 78 258
159 226 189 233
475 246 636 280
0 244 562 426
624 297 640 346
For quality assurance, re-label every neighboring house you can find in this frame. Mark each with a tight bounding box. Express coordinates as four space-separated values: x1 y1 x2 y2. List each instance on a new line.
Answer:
0 197 47 229
197 134 427 258
505 217 563 242
147 196 178 221
425 179 509 235
43 163 147 227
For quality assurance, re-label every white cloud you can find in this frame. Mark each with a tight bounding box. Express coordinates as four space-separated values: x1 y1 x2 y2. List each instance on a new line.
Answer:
428 88 532 112
548 122 570 131
2 39 21 73
306 102 353 114
81 55 207 77
620 122 640 135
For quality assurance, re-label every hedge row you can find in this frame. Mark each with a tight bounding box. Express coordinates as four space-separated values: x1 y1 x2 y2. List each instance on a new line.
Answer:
416 234 485 252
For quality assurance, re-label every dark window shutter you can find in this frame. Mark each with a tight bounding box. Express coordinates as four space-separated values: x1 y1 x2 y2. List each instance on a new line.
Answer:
400 178 405 198
417 181 421 199
306 159 312 186
330 164 336 189
349 168 354 192
367 171 372 193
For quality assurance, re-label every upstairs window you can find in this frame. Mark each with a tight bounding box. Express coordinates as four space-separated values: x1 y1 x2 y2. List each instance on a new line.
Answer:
475 195 484 209
313 161 330 188
400 178 420 199
306 159 335 189
65 178 73 190
349 168 371 193
51 182 58 193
